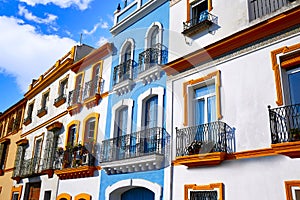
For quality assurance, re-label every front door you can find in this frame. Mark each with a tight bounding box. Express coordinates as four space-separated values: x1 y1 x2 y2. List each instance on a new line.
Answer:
121 187 154 200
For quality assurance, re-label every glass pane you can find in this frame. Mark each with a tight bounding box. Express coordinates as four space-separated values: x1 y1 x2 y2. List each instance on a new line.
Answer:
118 107 128 136
288 70 300 104
195 99 205 125
144 96 158 128
194 84 215 98
207 95 216 123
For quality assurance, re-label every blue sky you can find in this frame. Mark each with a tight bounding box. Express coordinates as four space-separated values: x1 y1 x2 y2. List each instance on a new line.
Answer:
0 0 130 112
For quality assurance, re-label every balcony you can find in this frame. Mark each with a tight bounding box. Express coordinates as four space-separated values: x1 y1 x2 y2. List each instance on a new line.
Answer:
23 116 32 126
54 94 66 107
83 78 103 108
53 144 97 180
113 59 136 95
174 121 234 167
249 0 296 21
37 106 47 118
100 127 170 175
182 11 217 37
268 104 300 158
67 88 82 115
138 43 168 85
13 157 42 178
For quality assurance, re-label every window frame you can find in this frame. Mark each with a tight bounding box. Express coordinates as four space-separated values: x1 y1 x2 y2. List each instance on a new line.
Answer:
184 183 223 200
82 113 99 144
26 101 35 120
186 0 212 22
285 180 300 200
145 22 163 49
183 70 222 126
65 120 80 148
41 89 50 109
58 75 69 98
10 186 23 200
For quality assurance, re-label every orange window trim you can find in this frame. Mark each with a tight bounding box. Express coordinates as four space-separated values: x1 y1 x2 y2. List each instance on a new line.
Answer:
10 185 23 200
75 193 91 200
182 70 221 126
186 0 212 21
184 183 223 200
285 180 300 200
270 42 300 106
57 193 72 200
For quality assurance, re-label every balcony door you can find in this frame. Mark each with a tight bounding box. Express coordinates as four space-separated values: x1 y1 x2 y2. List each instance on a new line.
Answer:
33 138 42 173
115 107 128 159
287 67 300 105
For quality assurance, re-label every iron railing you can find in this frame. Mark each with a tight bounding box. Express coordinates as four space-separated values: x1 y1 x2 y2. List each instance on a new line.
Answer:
100 127 169 162
176 121 234 157
12 118 21 131
138 43 168 73
183 10 217 31
83 78 102 100
268 104 300 144
249 0 295 21
17 157 41 177
113 59 135 85
68 88 82 107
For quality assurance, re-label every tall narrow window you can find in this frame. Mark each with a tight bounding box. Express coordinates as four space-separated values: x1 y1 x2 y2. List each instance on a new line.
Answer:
7 117 14 133
150 26 159 48
193 84 216 125
41 92 49 109
287 67 300 105
0 142 8 171
85 117 96 142
144 96 158 129
92 63 101 95
27 103 34 119
59 78 68 98
0 123 3 138
115 107 128 137
33 138 42 172
74 74 83 103
67 125 77 147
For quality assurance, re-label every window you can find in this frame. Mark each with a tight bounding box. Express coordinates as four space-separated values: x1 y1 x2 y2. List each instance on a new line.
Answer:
85 117 96 142
7 117 14 133
0 141 9 171
33 138 43 172
67 125 77 147
0 123 3 138
184 183 223 200
91 63 101 95
144 96 158 129
73 73 84 104
150 26 159 48
115 107 128 137
183 71 221 126
190 0 208 25
44 190 51 200
24 182 41 200
11 192 19 200
193 84 216 125
286 67 300 105
285 181 300 200
41 91 49 109
26 103 34 120
59 78 68 98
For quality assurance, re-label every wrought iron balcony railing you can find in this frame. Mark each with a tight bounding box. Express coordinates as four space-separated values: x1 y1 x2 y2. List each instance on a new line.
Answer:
13 157 41 178
12 118 21 131
176 121 234 157
183 11 217 34
100 127 169 163
83 78 102 100
268 104 300 144
113 59 135 85
53 145 95 169
138 43 168 73
68 88 82 107
249 0 295 21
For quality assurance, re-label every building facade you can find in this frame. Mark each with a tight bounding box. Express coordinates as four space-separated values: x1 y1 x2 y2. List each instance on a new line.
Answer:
99 0 171 199
165 0 300 199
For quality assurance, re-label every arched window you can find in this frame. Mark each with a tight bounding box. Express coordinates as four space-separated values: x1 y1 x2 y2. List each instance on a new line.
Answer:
67 124 77 147
150 25 159 48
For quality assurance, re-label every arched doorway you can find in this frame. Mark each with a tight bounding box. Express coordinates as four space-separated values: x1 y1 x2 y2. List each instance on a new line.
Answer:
121 187 154 200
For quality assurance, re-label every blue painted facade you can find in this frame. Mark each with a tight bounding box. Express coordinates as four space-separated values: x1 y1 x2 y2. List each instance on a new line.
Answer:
99 0 170 199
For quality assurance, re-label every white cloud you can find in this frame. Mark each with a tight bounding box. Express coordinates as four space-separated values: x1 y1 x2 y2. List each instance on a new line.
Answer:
96 36 108 47
19 0 93 10
18 5 57 24
82 19 109 35
0 16 76 92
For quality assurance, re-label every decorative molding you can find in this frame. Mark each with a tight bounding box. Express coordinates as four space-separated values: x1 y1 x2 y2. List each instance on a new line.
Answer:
55 166 97 180
56 193 72 200
21 111 68 137
173 152 226 167
65 120 80 148
184 183 223 200
82 112 100 144
285 180 300 200
271 141 300 158
270 42 300 106
75 193 91 200
83 94 101 109
182 70 221 126
46 121 63 131
10 185 23 200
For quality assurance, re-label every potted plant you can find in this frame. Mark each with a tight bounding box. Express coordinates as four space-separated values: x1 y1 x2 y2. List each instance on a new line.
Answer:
290 128 300 141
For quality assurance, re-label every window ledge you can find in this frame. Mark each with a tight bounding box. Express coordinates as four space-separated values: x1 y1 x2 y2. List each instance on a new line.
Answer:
0 169 4 176
83 94 101 109
271 141 300 158
54 166 97 180
67 103 82 116
138 65 162 85
101 154 164 175
113 79 135 96
53 97 66 108
173 152 227 168
23 118 32 126
182 20 213 37
37 109 47 118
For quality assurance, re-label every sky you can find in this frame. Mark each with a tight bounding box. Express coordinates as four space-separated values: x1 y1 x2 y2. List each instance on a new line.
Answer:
0 0 129 112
